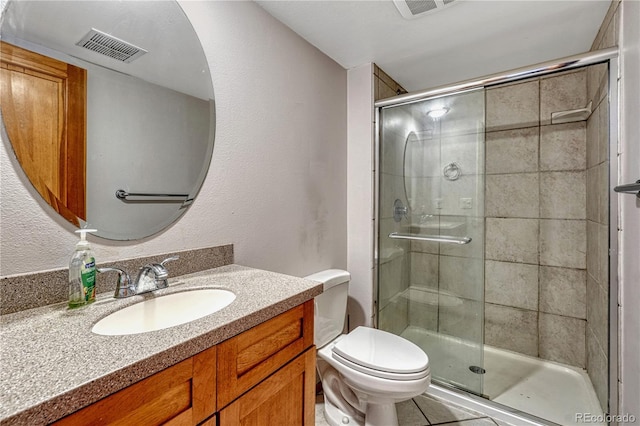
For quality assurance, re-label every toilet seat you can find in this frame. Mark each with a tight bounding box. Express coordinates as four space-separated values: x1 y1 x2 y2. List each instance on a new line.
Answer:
331 327 430 381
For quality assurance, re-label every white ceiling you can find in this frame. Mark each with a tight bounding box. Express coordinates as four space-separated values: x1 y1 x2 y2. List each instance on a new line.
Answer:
255 0 611 92
1 1 212 99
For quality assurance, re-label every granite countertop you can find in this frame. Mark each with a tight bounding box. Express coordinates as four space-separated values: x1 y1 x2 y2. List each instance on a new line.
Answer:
0 264 323 425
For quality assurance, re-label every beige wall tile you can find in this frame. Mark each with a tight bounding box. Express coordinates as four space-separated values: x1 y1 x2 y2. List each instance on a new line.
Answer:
540 71 587 125
540 219 586 269
486 173 539 218
408 290 439 331
590 1 620 50
598 100 610 165
485 303 538 356
406 176 442 216
378 256 406 309
377 79 399 101
540 123 586 171
378 297 408 336
597 222 609 286
486 127 539 174
539 266 586 319
539 312 586 368
411 238 440 255
586 167 599 222
441 132 484 176
439 298 483 343
587 326 609 410
586 274 608 351
379 173 404 220
486 81 539 131
540 171 586 219
587 63 608 106
486 218 539 264
410 252 439 289
597 162 610 225
440 255 484 301
380 122 408 176
485 260 538 310
404 130 440 178
586 220 600 282
439 175 484 217
586 105 600 169
440 216 484 259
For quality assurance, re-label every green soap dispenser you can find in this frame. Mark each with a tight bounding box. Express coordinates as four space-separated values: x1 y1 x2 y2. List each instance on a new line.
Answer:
68 228 97 308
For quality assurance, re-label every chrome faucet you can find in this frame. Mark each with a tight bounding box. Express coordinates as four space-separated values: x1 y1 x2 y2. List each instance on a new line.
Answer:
97 267 135 298
97 256 179 298
134 256 179 294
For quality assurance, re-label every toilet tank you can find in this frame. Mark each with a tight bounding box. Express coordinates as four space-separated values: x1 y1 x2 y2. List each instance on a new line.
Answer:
305 269 350 348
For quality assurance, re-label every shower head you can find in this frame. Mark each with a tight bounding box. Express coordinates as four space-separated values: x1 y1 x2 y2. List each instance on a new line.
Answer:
427 107 449 119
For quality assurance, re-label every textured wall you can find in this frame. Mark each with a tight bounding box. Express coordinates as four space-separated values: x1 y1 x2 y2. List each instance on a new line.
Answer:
0 1 347 279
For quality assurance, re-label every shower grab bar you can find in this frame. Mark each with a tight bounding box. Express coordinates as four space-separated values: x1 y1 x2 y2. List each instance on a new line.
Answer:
116 189 192 203
613 180 640 198
388 232 472 245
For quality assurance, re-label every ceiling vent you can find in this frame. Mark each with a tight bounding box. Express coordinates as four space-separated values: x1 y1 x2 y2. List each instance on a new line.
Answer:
392 0 457 19
76 28 147 63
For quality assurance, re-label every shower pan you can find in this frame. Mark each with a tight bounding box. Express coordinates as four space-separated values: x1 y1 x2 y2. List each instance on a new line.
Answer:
375 48 618 425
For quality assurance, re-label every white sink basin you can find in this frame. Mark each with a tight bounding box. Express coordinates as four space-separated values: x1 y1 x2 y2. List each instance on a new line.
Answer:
92 288 236 336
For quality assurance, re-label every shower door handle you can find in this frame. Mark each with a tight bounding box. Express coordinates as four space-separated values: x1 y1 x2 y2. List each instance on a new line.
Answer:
613 180 640 198
388 232 472 245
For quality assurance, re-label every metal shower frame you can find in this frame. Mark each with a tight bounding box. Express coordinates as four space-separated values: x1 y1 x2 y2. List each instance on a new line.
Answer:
373 46 619 424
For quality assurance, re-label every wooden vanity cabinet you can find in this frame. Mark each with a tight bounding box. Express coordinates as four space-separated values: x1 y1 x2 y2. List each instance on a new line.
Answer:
218 349 316 426
51 300 315 426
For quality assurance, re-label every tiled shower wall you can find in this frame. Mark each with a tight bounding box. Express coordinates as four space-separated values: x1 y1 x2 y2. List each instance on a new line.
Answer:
585 62 610 410
585 0 619 409
484 70 591 368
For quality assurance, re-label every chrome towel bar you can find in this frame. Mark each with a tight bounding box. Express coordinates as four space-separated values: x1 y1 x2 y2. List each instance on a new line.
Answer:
613 180 640 198
388 232 472 245
115 189 192 204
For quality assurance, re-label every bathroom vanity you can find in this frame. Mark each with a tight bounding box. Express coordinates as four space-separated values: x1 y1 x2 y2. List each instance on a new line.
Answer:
0 265 322 425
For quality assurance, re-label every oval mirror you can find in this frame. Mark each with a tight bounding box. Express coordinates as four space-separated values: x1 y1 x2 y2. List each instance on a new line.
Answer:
0 0 215 240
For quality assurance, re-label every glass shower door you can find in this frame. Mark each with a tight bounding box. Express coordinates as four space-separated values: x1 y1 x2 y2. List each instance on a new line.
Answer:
377 89 485 395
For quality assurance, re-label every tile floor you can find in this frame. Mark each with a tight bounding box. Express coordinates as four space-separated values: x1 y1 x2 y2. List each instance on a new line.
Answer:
315 393 517 426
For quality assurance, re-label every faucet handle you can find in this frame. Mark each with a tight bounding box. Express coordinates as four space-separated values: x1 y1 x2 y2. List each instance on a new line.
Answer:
98 267 134 298
160 256 179 267
150 256 178 289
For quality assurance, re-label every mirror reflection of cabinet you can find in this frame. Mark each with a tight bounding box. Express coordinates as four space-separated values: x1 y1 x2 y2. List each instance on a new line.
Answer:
1 41 86 225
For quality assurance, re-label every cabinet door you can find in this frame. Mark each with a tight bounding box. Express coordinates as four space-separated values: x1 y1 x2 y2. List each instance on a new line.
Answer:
219 348 316 426
0 41 86 224
217 300 314 408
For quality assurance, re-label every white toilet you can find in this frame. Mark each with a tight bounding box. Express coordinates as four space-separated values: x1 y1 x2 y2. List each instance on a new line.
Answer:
306 269 431 426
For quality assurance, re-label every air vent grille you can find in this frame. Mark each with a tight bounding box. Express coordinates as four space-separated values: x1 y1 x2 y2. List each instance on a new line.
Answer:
76 28 147 63
393 0 457 19
406 0 437 15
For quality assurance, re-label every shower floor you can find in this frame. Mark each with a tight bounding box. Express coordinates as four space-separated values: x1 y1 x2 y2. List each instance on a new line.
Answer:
401 326 605 426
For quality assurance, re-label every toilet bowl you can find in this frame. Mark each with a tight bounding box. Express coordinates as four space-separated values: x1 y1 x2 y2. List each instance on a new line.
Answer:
307 269 431 426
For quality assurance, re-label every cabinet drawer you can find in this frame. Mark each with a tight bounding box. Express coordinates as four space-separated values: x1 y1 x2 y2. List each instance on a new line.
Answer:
217 300 314 408
53 358 193 426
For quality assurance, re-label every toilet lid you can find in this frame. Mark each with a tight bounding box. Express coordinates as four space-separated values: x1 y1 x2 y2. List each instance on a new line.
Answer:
332 327 429 375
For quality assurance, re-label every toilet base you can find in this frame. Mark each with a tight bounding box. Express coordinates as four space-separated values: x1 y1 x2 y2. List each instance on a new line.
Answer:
323 397 364 426
322 397 399 426
364 403 399 426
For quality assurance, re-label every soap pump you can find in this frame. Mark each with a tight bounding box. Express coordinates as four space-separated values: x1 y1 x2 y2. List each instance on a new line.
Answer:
68 228 97 308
